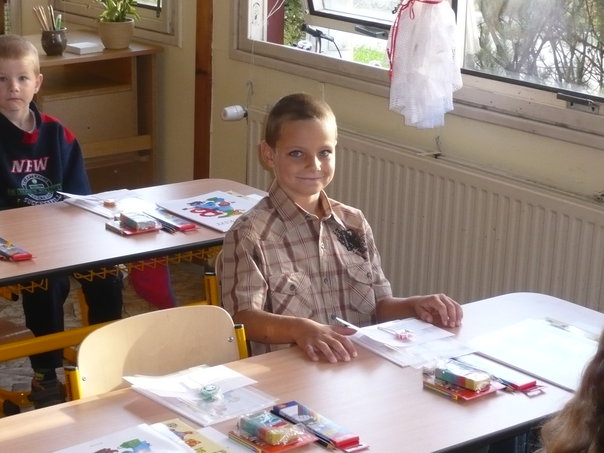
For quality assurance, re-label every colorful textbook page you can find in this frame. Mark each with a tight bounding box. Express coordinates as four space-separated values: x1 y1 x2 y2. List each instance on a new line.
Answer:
154 418 230 453
52 423 193 452
157 191 261 233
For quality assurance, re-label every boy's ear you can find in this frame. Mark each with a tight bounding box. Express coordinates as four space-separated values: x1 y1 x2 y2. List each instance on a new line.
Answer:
260 141 275 169
34 74 43 93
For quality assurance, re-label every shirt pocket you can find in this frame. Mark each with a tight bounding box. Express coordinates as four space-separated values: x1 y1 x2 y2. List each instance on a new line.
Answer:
345 263 376 315
267 272 314 317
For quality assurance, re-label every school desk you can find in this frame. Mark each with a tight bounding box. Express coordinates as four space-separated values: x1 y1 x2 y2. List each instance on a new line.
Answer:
0 179 264 363
0 293 596 452
0 178 264 286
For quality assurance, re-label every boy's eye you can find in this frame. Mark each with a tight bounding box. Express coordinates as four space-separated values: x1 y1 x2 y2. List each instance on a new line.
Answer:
288 150 303 158
319 149 333 158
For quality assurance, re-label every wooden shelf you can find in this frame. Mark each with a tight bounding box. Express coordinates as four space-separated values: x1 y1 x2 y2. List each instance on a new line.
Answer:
25 30 161 192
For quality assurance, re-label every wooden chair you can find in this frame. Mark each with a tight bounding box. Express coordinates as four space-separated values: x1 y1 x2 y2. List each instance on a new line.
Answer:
71 305 247 399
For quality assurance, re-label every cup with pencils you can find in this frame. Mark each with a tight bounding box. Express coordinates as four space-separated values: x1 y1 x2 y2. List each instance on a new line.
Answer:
34 5 66 56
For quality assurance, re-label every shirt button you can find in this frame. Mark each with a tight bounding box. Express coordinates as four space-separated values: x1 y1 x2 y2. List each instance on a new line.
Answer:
289 284 296 291
366 272 371 279
323 278 329 285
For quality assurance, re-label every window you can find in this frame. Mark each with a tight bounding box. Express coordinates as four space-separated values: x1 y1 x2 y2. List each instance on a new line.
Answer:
52 0 181 46
235 0 604 149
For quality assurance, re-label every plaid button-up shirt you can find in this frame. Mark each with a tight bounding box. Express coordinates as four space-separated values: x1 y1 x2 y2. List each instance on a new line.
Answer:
221 182 392 354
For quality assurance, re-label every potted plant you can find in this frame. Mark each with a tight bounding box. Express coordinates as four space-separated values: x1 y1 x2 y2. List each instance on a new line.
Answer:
96 0 140 50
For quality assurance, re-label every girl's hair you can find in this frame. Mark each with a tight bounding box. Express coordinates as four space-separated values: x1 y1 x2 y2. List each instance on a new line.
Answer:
540 327 604 453
264 93 337 148
0 34 40 75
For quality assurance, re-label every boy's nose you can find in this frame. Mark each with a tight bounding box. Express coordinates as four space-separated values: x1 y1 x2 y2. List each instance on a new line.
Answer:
306 156 321 169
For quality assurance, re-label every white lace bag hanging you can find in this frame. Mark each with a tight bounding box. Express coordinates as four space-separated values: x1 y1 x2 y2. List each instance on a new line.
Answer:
388 0 462 129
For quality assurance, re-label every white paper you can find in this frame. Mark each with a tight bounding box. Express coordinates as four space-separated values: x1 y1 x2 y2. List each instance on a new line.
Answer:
352 318 473 368
60 189 152 218
125 365 277 426
470 318 599 391
124 364 257 397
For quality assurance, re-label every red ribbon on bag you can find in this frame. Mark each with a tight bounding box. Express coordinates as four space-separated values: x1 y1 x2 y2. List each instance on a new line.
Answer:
387 0 444 79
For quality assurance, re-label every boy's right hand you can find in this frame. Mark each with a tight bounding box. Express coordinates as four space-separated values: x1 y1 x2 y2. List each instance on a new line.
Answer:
294 319 358 363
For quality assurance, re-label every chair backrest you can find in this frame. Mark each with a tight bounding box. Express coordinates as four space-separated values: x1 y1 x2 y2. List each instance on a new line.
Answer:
76 305 241 398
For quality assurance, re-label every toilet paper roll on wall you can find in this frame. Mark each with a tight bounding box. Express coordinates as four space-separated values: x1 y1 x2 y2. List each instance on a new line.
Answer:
221 105 247 121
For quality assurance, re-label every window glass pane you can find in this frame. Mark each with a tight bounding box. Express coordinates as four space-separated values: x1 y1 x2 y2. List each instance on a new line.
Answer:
461 0 604 99
308 0 399 24
52 0 179 44
137 0 162 8
238 0 604 148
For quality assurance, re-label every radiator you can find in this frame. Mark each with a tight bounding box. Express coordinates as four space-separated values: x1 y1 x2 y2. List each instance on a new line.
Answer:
245 109 604 310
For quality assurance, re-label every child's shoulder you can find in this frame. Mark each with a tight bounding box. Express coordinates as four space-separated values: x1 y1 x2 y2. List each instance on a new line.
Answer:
329 197 365 218
228 196 286 237
230 196 271 225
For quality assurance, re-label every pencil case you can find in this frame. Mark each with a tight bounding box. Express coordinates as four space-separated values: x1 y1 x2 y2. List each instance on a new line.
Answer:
0 237 33 261
119 212 160 231
273 401 368 451
435 359 491 391
238 410 303 445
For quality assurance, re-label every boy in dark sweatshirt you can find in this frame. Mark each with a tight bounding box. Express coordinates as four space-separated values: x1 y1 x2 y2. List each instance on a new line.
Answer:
0 34 123 408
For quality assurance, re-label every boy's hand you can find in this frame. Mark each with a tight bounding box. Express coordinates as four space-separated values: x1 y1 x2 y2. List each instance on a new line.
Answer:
294 319 358 363
412 293 463 328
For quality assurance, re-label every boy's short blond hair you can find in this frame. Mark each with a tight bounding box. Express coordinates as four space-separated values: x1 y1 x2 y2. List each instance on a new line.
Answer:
0 34 40 75
264 93 337 148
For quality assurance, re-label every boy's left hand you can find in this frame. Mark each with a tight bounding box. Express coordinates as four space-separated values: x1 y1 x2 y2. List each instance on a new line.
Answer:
413 293 463 328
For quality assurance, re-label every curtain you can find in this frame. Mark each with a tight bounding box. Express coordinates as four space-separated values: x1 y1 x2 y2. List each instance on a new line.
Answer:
388 0 462 129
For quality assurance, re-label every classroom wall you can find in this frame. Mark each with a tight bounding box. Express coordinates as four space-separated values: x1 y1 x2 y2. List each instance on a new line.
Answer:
17 1 604 200
211 1 604 202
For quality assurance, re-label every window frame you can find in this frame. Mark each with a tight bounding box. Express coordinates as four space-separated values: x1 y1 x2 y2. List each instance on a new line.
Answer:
233 0 604 150
52 0 182 46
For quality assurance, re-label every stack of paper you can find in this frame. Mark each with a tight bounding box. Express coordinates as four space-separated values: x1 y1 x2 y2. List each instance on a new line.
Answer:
124 364 277 426
59 189 151 219
65 41 104 54
351 318 474 368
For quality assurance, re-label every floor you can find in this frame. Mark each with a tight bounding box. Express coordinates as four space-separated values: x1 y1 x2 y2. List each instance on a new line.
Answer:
0 261 208 410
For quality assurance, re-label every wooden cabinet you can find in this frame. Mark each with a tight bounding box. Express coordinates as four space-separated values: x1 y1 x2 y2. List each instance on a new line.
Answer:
25 30 161 192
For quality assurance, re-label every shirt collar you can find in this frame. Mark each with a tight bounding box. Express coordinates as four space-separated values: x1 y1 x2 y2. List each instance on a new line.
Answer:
268 181 346 230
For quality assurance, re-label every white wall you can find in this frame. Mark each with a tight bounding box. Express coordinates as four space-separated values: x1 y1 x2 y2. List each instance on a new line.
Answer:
211 1 604 202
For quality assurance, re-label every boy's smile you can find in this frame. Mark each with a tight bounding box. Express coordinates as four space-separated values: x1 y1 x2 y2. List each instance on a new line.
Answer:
262 118 337 215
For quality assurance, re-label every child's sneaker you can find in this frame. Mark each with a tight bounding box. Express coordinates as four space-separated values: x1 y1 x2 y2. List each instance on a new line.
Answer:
28 377 65 409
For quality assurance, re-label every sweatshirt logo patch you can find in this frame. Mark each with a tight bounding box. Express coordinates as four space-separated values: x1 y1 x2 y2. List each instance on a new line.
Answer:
20 174 56 203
